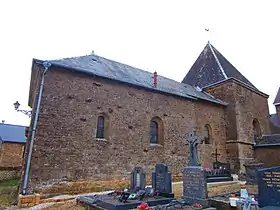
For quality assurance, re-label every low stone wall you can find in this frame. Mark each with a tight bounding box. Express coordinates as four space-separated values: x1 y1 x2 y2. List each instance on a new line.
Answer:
18 194 41 208
255 145 280 167
0 166 21 181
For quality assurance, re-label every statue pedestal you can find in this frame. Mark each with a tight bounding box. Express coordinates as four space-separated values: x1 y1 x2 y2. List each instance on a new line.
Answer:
182 166 209 207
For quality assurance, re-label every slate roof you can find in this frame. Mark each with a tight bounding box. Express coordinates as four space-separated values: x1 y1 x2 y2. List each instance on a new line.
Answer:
182 42 258 90
273 87 280 105
34 54 227 106
0 124 26 143
270 114 279 127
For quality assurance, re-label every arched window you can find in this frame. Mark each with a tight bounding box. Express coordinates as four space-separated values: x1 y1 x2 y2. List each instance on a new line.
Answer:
204 124 212 144
149 117 163 145
253 119 261 142
96 116 105 138
150 120 158 144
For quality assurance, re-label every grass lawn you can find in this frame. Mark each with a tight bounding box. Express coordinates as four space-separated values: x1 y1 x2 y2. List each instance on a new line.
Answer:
0 179 20 206
0 179 19 187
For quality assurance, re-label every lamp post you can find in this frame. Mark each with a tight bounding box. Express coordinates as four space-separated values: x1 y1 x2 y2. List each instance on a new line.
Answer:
13 101 32 118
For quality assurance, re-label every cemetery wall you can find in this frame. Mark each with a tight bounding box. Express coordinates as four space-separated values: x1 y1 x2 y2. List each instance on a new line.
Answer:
0 142 25 167
26 65 227 193
255 146 280 167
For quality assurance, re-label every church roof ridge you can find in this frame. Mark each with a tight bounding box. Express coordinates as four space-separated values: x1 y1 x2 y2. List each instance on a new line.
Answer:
208 42 228 79
33 54 227 106
273 87 280 105
182 42 258 91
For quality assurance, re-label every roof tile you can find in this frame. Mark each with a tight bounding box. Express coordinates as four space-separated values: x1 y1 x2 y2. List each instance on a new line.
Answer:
0 124 26 143
273 87 280 105
182 42 257 90
35 54 227 106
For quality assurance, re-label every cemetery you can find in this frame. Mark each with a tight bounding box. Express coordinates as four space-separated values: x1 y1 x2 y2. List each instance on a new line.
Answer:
73 129 280 210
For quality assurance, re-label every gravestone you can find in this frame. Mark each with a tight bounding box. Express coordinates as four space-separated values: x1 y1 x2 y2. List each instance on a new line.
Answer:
152 163 174 197
258 166 280 208
244 162 264 185
183 128 208 206
130 167 146 191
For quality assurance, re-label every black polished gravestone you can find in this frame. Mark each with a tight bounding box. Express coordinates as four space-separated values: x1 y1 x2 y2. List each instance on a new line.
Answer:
183 166 208 206
182 128 209 206
258 166 280 208
152 164 174 198
130 167 146 191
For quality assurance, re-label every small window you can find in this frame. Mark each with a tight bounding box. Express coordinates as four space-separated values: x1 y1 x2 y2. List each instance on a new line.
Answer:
150 120 158 144
96 116 105 138
149 117 164 145
204 124 212 144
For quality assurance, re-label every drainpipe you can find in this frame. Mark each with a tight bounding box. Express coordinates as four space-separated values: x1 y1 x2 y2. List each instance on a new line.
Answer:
22 61 51 195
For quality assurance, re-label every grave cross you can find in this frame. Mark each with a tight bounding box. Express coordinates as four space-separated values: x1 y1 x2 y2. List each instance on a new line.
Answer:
212 148 221 162
184 128 203 166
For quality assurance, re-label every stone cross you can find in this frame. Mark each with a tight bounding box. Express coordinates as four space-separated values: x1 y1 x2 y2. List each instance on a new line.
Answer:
184 128 203 166
212 148 221 162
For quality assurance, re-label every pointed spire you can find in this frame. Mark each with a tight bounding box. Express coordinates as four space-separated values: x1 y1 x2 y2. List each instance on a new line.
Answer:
208 42 227 79
273 87 280 105
182 42 257 90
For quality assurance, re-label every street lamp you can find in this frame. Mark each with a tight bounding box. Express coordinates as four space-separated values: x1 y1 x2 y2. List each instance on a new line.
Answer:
13 101 32 118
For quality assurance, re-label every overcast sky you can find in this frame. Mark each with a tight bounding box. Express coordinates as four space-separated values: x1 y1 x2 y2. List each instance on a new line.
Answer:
0 0 279 126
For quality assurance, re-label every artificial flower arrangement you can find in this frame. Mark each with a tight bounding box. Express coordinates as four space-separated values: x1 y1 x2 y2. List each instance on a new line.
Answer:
203 167 212 172
137 202 149 210
192 203 203 210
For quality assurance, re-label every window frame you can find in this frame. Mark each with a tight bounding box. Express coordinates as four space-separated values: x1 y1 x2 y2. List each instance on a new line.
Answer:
149 117 164 146
204 124 212 144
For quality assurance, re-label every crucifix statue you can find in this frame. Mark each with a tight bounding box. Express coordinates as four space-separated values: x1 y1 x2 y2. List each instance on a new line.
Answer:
184 128 203 166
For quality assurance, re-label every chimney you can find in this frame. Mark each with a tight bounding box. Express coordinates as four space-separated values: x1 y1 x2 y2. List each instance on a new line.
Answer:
153 71 158 88
273 87 280 124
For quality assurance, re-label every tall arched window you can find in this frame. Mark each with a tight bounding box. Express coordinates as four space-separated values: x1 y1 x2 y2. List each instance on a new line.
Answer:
149 117 163 145
253 119 261 142
96 116 105 138
204 124 212 144
150 120 158 144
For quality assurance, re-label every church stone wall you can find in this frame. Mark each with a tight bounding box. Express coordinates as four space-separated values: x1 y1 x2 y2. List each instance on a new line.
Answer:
27 65 227 193
204 80 270 173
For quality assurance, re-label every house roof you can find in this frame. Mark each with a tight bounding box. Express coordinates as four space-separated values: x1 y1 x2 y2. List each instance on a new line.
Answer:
273 87 280 105
270 114 279 127
0 124 26 143
182 42 258 90
34 54 227 106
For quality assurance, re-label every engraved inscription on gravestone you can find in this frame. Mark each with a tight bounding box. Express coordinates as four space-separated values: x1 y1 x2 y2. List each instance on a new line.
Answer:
182 128 208 206
183 167 207 199
258 166 280 207
152 163 172 195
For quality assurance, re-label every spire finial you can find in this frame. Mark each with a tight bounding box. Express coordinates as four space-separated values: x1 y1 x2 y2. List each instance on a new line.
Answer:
205 28 210 43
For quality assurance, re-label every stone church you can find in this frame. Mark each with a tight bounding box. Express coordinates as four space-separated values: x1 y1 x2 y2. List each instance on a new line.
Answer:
23 42 274 194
